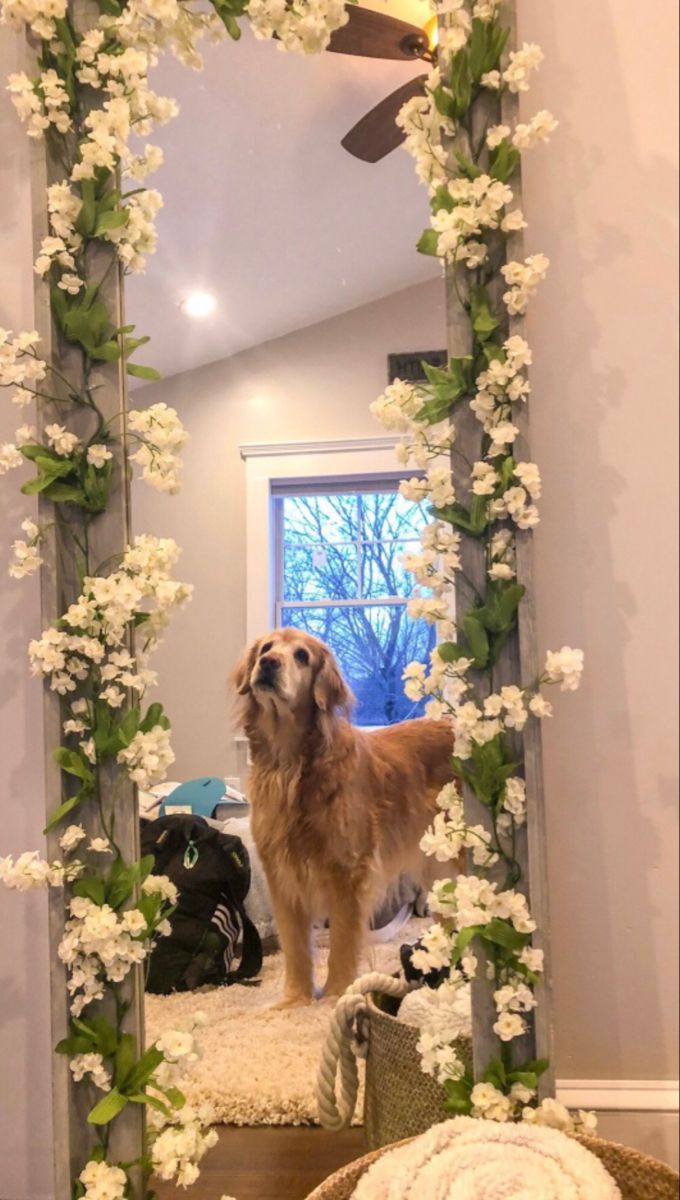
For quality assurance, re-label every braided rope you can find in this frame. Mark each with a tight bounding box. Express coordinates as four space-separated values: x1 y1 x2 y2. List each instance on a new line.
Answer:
316 972 414 1131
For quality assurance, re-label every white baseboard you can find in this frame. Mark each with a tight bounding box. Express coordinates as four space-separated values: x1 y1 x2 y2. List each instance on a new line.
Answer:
556 1079 679 1113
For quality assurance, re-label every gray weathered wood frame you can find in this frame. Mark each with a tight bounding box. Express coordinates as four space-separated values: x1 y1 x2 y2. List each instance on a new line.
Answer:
28 27 146 1194
443 0 555 1095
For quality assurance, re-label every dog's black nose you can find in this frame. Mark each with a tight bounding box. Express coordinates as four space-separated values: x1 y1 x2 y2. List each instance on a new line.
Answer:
259 654 279 675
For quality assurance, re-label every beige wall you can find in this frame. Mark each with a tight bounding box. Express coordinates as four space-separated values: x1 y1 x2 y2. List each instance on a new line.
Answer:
0 29 55 1200
132 278 447 782
521 0 679 1083
134 0 680 1092
0 0 678 1194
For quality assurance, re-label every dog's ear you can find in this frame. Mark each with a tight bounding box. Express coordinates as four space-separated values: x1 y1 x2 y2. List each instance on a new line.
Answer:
313 646 354 715
233 638 260 696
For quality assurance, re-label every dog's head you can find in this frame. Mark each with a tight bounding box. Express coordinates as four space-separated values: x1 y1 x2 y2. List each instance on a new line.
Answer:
234 628 354 722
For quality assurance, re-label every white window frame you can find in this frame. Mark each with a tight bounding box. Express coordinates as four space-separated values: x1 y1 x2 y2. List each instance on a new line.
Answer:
240 436 403 641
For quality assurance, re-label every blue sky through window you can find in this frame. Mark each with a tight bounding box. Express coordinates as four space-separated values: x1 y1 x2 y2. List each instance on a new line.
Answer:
276 488 435 725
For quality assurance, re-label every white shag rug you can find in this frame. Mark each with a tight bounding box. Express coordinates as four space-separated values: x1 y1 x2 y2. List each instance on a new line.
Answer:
145 918 428 1127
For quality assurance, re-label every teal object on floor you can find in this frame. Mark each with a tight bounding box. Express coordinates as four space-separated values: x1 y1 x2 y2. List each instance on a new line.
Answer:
160 777 226 819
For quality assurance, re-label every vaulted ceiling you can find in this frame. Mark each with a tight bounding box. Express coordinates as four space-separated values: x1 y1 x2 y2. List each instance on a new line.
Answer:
125 1 439 380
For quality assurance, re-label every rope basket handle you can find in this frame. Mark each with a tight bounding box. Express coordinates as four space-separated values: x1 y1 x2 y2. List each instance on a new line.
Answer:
316 972 414 1131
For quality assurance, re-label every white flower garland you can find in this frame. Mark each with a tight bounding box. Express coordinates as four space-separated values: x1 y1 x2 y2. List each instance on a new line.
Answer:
371 0 589 1127
0 0 348 1193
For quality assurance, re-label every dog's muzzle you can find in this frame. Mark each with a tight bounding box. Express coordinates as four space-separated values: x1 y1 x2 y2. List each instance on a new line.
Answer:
255 655 280 691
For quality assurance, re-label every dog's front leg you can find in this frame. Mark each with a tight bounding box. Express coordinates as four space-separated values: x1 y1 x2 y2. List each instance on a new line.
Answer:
324 883 368 999
269 883 314 1007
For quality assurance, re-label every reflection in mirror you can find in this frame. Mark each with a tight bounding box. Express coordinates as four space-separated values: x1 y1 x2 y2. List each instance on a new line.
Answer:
128 3 455 1177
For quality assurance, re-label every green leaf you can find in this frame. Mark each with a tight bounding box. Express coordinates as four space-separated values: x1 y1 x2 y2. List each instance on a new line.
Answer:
452 925 481 960
21 474 58 496
436 641 469 664
481 917 530 952
74 180 97 237
482 1056 507 1089
50 284 69 331
164 1085 186 1109
33 454 73 477
55 1035 94 1056
139 702 170 733
19 443 54 463
482 583 526 633
107 862 138 911
470 285 500 343
429 184 454 214
126 363 161 381
417 228 440 257
43 793 82 832
72 876 106 906
54 746 94 784
87 1088 129 1125
129 1091 172 1117
88 340 121 363
454 150 482 180
462 611 489 669
448 48 472 116
87 1014 119 1057
42 481 87 504
433 84 457 121
125 1046 165 1094
443 1077 473 1114
115 1032 138 1090
118 706 141 747
94 208 130 237
490 139 521 184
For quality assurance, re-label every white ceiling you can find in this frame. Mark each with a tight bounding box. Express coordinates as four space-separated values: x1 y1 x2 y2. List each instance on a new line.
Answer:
126 1 439 380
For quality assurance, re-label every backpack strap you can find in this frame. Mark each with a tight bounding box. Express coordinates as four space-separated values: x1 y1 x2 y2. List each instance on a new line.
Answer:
226 899 263 983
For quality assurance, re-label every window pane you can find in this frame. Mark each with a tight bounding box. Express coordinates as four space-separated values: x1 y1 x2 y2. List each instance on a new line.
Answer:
282 493 359 544
359 491 428 542
280 603 436 726
361 537 422 600
283 542 359 602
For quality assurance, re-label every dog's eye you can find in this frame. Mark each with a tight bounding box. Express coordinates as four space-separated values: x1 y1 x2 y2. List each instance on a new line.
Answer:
260 641 273 655
294 648 310 666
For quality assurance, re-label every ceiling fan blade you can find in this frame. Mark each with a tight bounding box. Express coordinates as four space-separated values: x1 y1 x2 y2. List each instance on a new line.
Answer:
328 6 429 60
341 75 427 163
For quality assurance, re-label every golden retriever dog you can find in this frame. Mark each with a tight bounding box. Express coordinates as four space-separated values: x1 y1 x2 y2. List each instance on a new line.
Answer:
234 628 456 1006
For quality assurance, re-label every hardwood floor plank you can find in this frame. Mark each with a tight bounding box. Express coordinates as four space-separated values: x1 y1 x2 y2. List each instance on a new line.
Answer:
154 1127 366 1200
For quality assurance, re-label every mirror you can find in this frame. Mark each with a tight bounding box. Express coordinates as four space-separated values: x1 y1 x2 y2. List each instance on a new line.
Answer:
127 0 453 1149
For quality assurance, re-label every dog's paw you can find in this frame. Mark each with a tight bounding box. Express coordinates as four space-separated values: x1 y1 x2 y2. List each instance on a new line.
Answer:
269 994 313 1011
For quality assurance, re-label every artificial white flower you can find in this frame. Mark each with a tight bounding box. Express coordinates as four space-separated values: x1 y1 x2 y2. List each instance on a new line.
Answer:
544 646 585 692
513 109 558 150
59 825 87 853
78 1160 127 1200
88 837 111 854
503 42 544 93
70 1052 111 1090
471 1082 512 1122
45 424 80 456
86 443 113 469
486 123 510 149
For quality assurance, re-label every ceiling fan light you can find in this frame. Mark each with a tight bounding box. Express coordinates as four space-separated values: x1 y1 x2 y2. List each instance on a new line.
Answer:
181 291 216 318
424 16 439 51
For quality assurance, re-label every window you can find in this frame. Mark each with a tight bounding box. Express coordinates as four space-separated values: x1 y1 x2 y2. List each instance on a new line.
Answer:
273 482 435 726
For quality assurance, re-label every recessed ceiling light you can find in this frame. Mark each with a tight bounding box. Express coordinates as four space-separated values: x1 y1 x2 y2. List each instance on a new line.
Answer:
181 291 216 318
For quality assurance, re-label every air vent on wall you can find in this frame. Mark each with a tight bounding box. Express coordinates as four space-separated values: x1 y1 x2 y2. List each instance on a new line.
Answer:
387 350 447 384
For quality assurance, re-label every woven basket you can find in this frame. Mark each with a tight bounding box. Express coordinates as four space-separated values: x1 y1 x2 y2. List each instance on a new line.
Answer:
363 993 472 1150
305 1133 680 1200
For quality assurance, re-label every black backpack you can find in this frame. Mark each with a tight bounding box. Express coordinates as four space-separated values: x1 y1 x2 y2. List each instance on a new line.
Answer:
141 814 263 995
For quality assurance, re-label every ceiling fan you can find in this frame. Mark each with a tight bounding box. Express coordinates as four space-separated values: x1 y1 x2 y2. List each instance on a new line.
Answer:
327 6 437 163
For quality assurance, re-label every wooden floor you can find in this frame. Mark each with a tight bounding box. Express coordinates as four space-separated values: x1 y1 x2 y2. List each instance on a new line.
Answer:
154 1127 367 1200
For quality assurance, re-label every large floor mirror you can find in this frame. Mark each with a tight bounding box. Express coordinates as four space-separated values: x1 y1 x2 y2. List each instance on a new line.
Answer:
126 5 451 1185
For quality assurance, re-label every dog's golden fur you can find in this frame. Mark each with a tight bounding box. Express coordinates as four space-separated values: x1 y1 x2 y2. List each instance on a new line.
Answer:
234 628 455 1004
